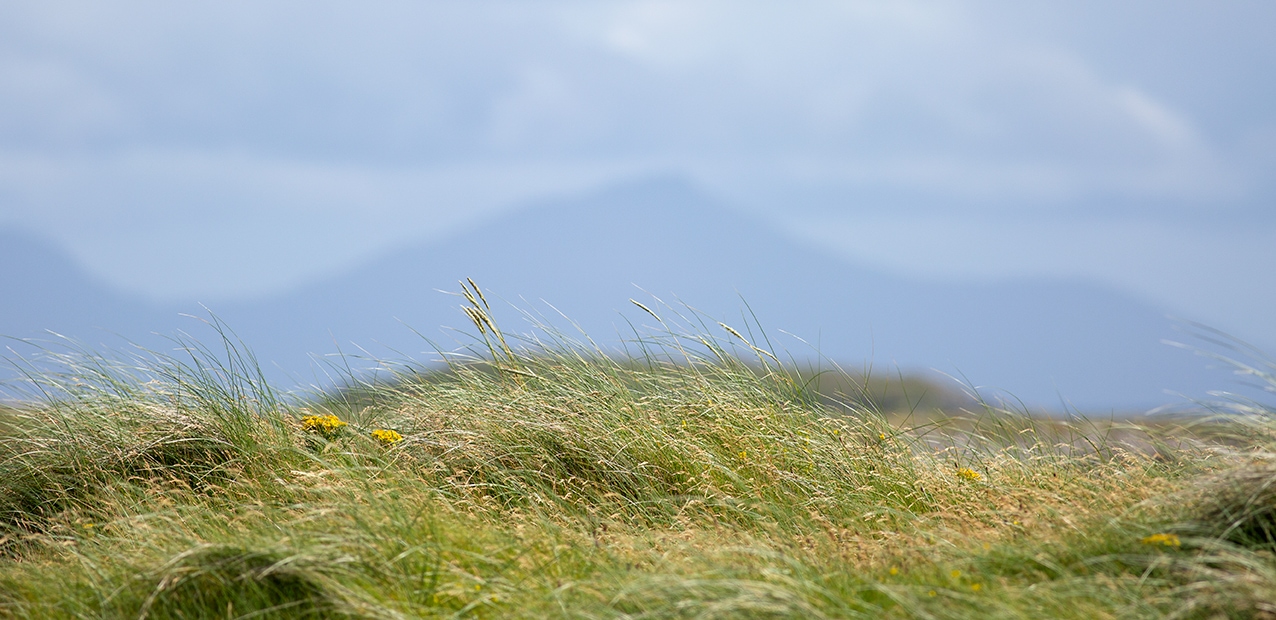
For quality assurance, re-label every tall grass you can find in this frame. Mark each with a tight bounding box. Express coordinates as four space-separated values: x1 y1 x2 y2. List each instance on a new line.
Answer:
0 289 1273 618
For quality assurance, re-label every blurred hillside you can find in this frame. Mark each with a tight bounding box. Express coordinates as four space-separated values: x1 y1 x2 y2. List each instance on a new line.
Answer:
0 178 1255 411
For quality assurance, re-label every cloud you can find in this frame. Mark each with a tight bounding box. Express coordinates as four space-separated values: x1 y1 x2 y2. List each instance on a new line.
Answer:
546 1 1240 205
0 55 128 148
1116 86 1199 151
0 0 1270 314
0 0 1243 204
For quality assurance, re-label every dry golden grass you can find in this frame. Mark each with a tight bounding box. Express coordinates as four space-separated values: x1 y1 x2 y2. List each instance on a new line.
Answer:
0 296 1272 618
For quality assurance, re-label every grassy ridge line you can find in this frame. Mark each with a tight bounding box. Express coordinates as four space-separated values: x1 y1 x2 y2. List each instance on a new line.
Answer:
0 298 1273 618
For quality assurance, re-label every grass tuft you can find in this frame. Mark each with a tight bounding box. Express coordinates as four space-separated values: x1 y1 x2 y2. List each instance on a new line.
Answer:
136 545 341 619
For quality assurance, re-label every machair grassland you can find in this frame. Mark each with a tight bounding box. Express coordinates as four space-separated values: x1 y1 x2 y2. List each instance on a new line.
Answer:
2 287 1275 619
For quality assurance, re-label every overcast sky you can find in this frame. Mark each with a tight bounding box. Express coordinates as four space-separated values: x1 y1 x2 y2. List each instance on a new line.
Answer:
1 1 1274 345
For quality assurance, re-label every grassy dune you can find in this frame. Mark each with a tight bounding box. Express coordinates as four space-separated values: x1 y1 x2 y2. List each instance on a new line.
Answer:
2 292 1276 618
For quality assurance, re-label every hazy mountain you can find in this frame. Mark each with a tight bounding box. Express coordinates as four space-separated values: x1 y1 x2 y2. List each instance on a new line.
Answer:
0 178 1253 410
0 230 169 349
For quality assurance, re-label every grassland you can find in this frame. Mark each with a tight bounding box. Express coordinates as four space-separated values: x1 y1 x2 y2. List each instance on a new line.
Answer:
2 291 1276 618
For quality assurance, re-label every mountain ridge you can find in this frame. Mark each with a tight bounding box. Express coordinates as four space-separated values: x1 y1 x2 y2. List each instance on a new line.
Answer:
1 177 1247 409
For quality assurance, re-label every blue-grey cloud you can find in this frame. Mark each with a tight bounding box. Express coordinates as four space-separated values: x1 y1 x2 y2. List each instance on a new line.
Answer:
0 0 1272 344
2 1 1268 199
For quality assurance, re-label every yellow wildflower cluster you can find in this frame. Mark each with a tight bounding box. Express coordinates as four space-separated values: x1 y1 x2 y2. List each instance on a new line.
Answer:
956 467 982 481
301 414 347 436
371 429 404 446
1141 533 1181 547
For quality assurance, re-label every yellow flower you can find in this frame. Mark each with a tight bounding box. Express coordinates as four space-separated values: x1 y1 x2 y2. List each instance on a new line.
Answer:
889 567 899 576
950 570 961 579
928 590 937 597
1141 533 1181 547
878 433 886 440
301 414 347 437
971 583 982 592
739 450 747 459
956 467 981 481
371 429 404 446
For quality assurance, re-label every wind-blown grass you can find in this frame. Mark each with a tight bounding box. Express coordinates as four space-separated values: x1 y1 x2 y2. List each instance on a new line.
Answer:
0 290 1274 618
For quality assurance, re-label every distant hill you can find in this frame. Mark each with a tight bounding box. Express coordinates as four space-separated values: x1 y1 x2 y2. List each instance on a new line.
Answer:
0 177 1252 410
0 230 169 349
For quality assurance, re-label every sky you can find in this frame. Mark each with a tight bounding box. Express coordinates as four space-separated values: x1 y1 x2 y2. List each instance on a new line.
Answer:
1 1 1274 346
